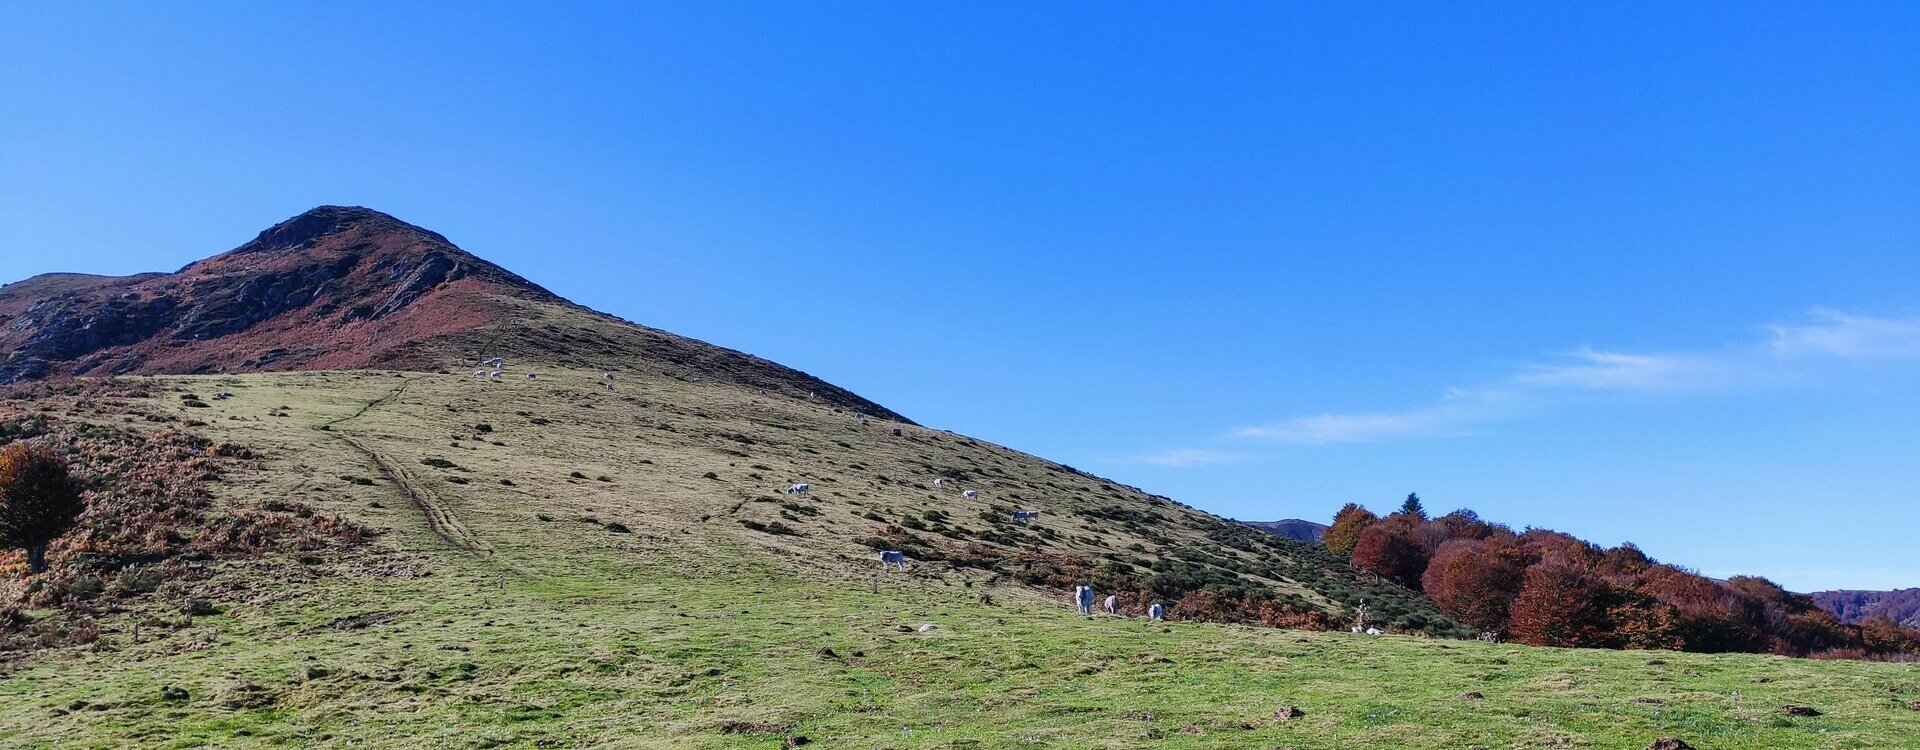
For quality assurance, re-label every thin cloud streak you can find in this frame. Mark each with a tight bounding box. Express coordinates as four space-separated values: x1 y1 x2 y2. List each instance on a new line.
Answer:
1767 309 1920 360
1136 448 1247 468
1213 309 1920 449
1231 405 1483 444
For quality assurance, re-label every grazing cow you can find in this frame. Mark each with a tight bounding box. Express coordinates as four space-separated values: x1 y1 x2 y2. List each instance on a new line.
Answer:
1012 510 1038 522
879 550 906 569
962 489 979 500
1365 627 1382 636
690 376 704 384
526 373 538 380
1103 594 1118 614
603 372 615 381
473 370 488 380
1148 603 1165 621
488 370 504 381
483 357 505 368
786 482 810 497
932 478 945 489
1076 585 1096 616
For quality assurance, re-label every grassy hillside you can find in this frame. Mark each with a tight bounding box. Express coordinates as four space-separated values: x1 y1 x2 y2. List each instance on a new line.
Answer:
2 369 1918 748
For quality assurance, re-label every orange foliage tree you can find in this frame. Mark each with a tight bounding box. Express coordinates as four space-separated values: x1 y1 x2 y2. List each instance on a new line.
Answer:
0 442 86 573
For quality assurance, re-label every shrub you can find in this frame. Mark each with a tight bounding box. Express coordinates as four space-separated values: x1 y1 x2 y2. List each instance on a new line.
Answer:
0 442 86 572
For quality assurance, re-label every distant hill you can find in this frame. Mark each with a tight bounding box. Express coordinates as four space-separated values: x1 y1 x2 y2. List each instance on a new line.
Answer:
1244 518 1328 542
1812 588 1920 628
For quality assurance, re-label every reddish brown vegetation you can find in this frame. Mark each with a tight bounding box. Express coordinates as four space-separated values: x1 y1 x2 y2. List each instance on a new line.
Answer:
1339 500 1920 659
0 379 366 654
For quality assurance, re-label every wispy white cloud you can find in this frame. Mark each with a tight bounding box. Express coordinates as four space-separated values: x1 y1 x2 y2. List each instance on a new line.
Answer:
1171 308 1920 452
1136 448 1246 468
1766 309 1920 360
1513 348 1707 391
1231 405 1478 444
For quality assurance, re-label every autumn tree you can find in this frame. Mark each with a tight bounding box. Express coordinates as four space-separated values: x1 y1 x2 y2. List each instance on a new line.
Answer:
0 442 86 573
1351 520 1427 589
1506 559 1610 648
1421 537 1528 632
1322 503 1376 556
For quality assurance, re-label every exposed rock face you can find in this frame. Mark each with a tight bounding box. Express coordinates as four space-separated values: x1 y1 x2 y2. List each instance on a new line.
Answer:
0 206 911 422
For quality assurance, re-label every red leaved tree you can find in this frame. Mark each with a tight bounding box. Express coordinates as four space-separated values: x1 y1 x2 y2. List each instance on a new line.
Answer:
1421 536 1528 632
1506 558 1610 648
1351 520 1427 589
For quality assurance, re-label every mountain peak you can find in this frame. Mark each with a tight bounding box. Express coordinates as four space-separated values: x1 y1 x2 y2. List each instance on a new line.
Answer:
233 205 451 256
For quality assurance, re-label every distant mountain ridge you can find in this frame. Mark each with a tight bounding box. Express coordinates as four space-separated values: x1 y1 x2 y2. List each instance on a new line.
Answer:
0 206 910 422
1244 518 1328 542
1811 588 1920 628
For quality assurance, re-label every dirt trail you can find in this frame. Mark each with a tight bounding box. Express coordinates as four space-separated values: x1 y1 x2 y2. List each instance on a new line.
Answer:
321 378 515 571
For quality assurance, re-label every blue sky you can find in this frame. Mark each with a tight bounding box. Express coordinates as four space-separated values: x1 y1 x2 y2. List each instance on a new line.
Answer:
4 3 1918 591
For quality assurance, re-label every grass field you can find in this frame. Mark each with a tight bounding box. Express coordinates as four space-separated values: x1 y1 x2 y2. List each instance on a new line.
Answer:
2 369 1917 748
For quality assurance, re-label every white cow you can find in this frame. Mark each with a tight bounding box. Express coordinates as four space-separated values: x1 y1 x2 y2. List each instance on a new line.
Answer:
473 370 488 380
526 373 538 380
489 370 504 381
1103 594 1118 614
962 489 979 500
932 478 945 489
786 482 810 497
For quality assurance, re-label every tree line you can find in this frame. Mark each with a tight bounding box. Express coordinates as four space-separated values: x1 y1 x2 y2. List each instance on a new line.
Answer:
1325 494 1920 659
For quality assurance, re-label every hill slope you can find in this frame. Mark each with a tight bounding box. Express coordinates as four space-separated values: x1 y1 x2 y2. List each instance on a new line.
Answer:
2 370 1917 748
1814 588 1920 628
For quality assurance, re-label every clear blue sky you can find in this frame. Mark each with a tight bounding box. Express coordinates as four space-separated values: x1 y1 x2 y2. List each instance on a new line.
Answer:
5 3 1918 591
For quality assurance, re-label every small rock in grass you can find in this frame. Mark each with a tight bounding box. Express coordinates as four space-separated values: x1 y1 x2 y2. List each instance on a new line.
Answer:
1273 706 1305 721
1647 739 1694 750
160 685 189 702
1781 705 1822 717
1456 691 1485 700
